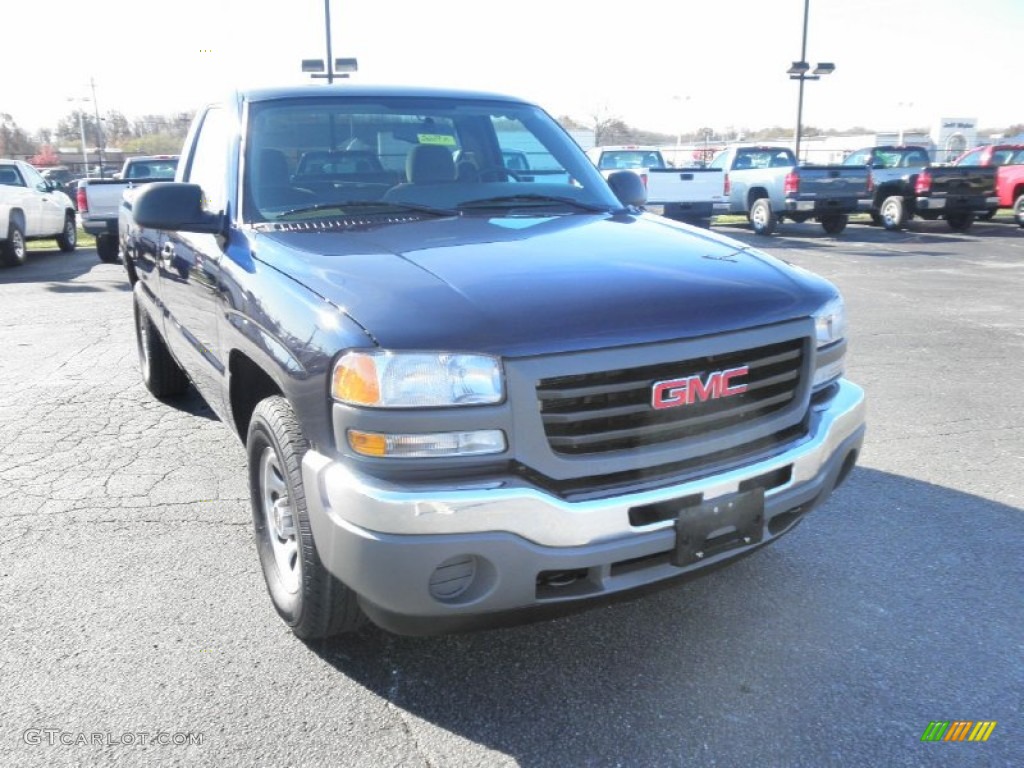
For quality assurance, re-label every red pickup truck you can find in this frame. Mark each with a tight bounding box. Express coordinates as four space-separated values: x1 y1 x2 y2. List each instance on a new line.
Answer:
953 144 1024 226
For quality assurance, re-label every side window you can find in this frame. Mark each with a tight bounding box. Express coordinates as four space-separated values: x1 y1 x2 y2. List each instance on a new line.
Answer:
20 164 45 189
844 150 868 166
0 166 26 186
185 107 230 213
490 116 566 180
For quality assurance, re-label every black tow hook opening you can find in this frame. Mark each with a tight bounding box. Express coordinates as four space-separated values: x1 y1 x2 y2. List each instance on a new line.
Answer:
538 569 588 588
536 568 596 600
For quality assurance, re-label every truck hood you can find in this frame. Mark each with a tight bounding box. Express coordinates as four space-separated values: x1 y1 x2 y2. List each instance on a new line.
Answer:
250 213 834 357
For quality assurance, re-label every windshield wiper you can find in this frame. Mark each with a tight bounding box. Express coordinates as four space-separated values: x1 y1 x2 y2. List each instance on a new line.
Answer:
277 200 458 218
456 194 614 213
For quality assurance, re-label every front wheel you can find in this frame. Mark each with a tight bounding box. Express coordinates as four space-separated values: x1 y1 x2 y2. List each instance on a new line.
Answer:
56 214 77 252
749 198 777 236
1 221 27 267
820 214 848 235
945 212 974 232
247 396 366 639
1014 194 1024 228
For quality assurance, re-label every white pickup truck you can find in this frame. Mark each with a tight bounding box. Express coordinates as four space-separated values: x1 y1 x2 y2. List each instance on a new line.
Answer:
76 155 178 262
585 146 725 228
0 159 77 267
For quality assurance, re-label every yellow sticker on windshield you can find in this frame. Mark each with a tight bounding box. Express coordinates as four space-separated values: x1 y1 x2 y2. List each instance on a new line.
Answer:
418 133 456 146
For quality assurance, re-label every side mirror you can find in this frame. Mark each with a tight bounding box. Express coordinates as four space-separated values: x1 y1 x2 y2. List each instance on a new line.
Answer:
606 170 647 208
133 182 223 234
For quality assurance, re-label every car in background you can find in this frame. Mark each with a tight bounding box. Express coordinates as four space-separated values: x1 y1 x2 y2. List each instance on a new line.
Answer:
586 145 725 227
78 154 180 262
0 159 77 266
842 146 998 231
710 146 869 236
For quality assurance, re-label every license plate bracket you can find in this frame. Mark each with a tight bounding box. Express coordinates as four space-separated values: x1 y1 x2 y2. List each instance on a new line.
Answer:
672 488 765 567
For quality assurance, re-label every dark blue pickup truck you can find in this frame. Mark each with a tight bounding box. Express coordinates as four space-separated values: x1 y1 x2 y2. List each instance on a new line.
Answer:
124 86 865 638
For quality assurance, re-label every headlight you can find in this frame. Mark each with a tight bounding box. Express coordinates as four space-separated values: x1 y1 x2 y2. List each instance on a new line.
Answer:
332 350 503 408
813 296 846 348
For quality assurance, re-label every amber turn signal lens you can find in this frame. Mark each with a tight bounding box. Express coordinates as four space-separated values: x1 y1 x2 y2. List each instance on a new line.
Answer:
332 352 381 406
347 430 388 457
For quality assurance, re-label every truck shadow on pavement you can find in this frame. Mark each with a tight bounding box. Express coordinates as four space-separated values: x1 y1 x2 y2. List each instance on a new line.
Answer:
308 466 1020 766
0 247 120 285
161 386 220 422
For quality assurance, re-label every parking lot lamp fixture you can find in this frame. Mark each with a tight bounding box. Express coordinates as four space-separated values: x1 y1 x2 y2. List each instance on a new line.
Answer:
789 0 834 161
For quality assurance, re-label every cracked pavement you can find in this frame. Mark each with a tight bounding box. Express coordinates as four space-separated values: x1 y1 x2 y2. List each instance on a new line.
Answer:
1 221 1021 768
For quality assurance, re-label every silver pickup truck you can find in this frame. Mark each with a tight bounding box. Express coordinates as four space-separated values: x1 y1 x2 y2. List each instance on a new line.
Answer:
77 155 178 262
710 146 870 236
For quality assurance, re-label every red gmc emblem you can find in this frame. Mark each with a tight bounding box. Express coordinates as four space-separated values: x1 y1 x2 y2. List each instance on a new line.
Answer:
652 366 750 410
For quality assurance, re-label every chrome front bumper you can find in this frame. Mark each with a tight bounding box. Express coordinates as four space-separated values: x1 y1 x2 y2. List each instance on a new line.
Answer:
303 380 866 633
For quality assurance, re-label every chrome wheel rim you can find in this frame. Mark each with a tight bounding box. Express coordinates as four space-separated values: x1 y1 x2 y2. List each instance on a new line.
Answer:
259 447 301 593
12 230 25 259
751 204 767 228
882 201 898 226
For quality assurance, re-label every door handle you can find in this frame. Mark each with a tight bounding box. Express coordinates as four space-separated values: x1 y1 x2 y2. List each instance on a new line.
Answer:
161 243 175 265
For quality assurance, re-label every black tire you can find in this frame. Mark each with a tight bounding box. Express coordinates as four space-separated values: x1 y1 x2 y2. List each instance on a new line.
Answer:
247 396 366 639
880 196 907 231
977 209 997 222
56 214 77 252
2 221 27 267
133 293 189 399
96 233 119 263
1014 194 1024 228
945 212 974 232
749 197 776 236
820 214 848 235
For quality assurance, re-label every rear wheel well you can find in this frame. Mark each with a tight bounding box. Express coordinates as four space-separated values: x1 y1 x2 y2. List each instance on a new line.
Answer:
873 185 904 207
1013 184 1024 202
229 352 283 442
746 188 769 208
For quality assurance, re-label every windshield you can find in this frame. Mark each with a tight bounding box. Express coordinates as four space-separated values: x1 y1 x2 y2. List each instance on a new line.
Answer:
125 160 178 179
244 96 621 222
872 149 930 168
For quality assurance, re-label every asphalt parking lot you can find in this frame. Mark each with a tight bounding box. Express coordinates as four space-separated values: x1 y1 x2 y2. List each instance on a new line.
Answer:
1 217 1021 768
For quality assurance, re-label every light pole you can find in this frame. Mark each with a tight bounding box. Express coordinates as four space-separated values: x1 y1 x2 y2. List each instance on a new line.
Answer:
301 0 358 82
88 78 107 177
788 0 834 162
672 95 690 167
67 97 91 179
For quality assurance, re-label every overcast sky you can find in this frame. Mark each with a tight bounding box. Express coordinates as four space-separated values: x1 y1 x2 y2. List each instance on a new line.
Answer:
1 0 1020 136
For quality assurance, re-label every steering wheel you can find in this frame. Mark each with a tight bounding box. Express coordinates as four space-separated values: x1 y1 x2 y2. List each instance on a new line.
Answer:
477 166 522 182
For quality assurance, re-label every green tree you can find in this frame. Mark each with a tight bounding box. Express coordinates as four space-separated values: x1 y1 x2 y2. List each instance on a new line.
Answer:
0 113 37 156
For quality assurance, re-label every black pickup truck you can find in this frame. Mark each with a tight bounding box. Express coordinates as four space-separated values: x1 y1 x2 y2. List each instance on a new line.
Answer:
125 86 865 639
843 145 998 231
